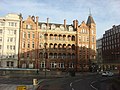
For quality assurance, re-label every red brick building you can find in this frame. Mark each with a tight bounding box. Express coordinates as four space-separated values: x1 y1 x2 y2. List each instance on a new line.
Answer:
18 14 96 71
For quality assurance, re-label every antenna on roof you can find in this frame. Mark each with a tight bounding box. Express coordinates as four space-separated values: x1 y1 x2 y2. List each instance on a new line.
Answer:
89 8 92 16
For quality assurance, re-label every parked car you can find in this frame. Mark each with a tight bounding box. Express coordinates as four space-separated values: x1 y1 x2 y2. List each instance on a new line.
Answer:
102 71 114 77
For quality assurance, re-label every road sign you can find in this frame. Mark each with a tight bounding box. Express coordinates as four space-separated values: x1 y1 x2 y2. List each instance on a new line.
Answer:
17 86 26 90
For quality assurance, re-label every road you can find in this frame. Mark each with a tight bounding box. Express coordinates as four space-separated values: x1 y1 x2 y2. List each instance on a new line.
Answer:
37 74 119 90
37 74 99 90
0 73 119 90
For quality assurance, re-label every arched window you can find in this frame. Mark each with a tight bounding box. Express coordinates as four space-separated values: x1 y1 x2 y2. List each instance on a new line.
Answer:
63 35 66 40
68 35 71 41
72 36 75 41
58 44 62 49
44 43 47 49
58 34 62 40
49 43 53 48
58 53 62 58
54 34 57 40
67 53 71 59
63 44 66 49
54 53 57 58
68 44 71 49
62 53 66 59
72 44 75 50
50 34 53 40
39 52 43 58
54 43 57 49
49 53 53 59
72 53 75 59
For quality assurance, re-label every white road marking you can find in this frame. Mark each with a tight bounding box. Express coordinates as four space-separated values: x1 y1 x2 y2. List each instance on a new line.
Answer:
69 79 83 90
90 81 98 90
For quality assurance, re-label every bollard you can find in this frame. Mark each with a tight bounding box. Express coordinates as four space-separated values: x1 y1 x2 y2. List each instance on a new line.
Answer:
33 79 38 86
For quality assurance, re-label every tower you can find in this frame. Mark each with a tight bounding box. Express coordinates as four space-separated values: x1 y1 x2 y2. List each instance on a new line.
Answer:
76 13 96 71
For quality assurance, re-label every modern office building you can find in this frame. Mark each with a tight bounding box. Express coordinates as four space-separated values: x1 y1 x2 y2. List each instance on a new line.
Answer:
96 38 103 70
0 13 21 68
102 25 120 70
18 14 96 71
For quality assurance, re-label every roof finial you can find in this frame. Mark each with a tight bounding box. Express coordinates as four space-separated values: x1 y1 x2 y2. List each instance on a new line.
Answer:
89 8 92 16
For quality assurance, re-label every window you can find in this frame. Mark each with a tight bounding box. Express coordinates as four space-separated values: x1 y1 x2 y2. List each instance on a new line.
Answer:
11 62 14 67
87 37 89 42
32 42 34 48
22 42 25 48
27 53 29 58
0 22 4 26
69 26 73 31
32 33 35 38
92 30 94 34
60 25 64 30
40 34 43 38
7 61 9 67
14 30 16 34
7 45 9 49
92 36 95 42
0 45 2 49
28 43 30 48
40 61 45 68
0 37 2 42
59 63 64 68
10 38 13 42
0 29 2 34
28 32 30 38
26 24 32 29
13 46 15 50
51 24 56 30
9 22 16 27
50 62 56 68
23 32 26 38
41 24 46 30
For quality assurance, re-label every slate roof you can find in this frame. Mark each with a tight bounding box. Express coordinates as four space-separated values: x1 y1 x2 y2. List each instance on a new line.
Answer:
86 15 95 25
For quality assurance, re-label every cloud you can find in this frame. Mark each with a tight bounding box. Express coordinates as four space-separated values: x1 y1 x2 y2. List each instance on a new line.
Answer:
0 0 120 38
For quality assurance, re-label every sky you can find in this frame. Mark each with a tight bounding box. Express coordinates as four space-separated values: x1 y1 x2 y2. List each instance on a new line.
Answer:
0 0 120 39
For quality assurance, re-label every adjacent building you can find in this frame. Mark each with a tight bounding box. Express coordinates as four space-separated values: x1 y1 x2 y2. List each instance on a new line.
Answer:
96 38 103 70
19 14 96 71
0 13 21 68
102 25 120 70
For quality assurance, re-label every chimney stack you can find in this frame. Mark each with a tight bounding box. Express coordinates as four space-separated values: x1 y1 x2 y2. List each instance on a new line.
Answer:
36 16 39 23
36 16 39 30
64 19 66 29
73 20 76 29
73 20 78 30
47 18 49 29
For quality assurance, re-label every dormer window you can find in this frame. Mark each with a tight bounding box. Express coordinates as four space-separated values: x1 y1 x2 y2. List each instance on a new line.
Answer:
60 25 64 30
26 24 32 29
69 26 73 31
41 24 46 30
51 24 56 30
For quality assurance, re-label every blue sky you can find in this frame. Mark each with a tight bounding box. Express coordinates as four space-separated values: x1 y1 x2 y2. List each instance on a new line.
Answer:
0 0 120 39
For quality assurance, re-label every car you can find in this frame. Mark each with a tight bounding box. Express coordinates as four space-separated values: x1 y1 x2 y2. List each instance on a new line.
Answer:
102 71 114 77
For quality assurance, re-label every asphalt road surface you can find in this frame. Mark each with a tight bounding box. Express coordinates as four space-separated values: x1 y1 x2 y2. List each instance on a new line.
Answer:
0 73 119 90
37 74 118 90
